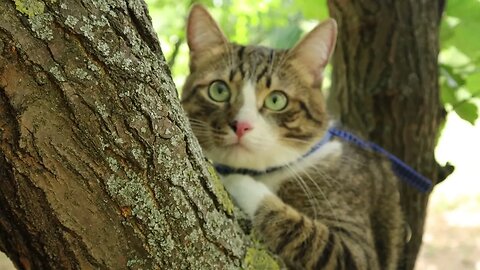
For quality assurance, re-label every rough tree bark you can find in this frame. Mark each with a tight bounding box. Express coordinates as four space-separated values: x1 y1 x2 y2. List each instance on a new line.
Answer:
327 1 445 269
0 0 279 269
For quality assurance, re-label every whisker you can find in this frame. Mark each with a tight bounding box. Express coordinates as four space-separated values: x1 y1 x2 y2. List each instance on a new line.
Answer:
189 124 226 134
338 154 367 168
285 165 319 218
188 118 217 127
189 126 224 133
307 166 341 191
279 137 314 145
290 163 340 222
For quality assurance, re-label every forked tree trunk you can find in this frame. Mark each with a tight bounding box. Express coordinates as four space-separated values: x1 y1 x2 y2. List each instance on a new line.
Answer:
327 1 445 269
0 1 264 269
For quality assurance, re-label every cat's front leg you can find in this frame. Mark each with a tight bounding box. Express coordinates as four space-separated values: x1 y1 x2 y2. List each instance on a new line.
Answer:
221 174 273 218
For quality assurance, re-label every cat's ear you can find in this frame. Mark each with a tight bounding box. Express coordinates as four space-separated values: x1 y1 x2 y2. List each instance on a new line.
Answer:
289 19 337 88
187 4 227 54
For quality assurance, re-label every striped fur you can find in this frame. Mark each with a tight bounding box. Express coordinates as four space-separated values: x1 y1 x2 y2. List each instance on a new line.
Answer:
253 145 404 270
182 5 405 270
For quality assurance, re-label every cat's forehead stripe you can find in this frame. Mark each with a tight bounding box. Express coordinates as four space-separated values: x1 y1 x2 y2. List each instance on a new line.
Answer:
256 66 268 83
227 45 279 87
265 76 272 89
268 49 274 62
237 45 246 58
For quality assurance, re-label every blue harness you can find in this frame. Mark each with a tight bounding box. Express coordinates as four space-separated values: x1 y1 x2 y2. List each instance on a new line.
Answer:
214 127 432 193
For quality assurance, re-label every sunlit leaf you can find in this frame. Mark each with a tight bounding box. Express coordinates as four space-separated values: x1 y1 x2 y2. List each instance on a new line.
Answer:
440 82 458 105
455 101 478 125
465 71 480 94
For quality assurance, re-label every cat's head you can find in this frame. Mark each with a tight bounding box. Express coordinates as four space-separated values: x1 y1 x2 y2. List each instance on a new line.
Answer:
181 5 337 170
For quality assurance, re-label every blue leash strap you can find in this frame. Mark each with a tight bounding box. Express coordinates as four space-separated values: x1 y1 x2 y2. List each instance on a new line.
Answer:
328 128 432 192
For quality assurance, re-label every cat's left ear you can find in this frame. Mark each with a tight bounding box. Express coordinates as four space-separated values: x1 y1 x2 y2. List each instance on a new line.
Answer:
289 19 337 88
186 4 227 70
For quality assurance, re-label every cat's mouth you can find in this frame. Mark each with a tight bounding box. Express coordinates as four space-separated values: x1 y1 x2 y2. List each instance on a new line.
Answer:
206 137 307 171
224 140 253 152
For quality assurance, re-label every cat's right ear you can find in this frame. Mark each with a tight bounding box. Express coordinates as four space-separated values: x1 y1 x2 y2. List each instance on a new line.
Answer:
187 4 227 67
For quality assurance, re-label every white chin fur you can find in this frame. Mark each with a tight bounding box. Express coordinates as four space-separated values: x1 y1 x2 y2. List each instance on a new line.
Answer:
206 135 305 170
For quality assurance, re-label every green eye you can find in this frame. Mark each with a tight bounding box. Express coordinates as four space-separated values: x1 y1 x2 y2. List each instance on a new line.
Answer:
264 91 288 111
208 80 230 102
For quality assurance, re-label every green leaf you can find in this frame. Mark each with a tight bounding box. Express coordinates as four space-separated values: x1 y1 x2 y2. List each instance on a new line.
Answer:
440 83 458 105
294 0 329 20
455 101 478 125
465 71 480 94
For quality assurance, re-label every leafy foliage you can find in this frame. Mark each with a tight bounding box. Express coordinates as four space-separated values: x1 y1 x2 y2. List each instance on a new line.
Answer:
146 0 480 124
439 1 480 124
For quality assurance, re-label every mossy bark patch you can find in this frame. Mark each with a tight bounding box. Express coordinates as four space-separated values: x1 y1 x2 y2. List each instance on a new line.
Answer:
207 162 235 215
244 247 280 270
15 0 45 17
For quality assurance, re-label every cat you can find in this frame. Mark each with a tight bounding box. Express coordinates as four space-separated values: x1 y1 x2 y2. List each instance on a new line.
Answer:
181 4 406 270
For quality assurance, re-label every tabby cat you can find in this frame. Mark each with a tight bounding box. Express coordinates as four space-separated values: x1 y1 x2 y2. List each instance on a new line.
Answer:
181 5 405 270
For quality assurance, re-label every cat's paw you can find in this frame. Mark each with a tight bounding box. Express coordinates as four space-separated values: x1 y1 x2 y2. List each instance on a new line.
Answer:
222 174 273 218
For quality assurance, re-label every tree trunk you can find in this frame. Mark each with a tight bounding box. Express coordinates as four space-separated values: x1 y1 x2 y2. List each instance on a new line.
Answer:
0 1 275 269
327 1 444 269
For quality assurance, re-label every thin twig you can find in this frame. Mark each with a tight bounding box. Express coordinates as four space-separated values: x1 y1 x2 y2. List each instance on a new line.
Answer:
167 36 184 68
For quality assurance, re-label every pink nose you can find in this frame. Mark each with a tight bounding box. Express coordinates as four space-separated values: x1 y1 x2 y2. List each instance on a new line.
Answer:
233 121 253 138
